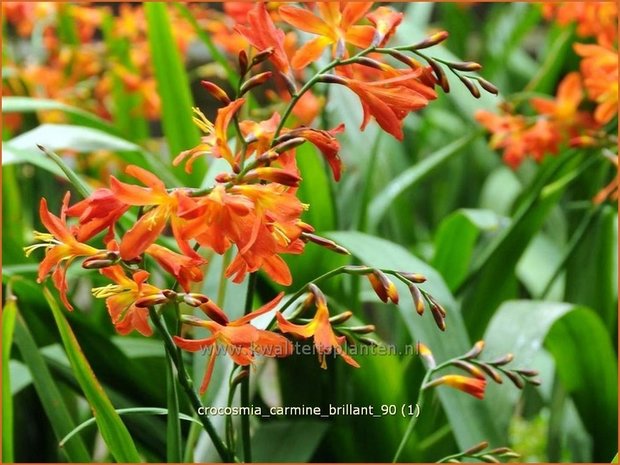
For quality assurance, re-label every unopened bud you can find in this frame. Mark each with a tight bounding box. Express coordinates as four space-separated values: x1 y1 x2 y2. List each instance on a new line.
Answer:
135 293 169 308
504 370 524 389
527 378 541 386
487 447 511 455
183 293 209 307
354 57 384 70
368 270 399 304
240 71 272 95
479 363 503 384
428 59 450 92
250 47 274 67
347 324 376 334
448 61 482 72
244 167 301 187
499 452 521 459
308 283 327 308
329 311 353 325
515 368 539 377
200 80 231 104
489 353 514 366
417 341 436 369
200 301 229 325
301 232 351 255
463 441 489 455
410 31 449 50
452 360 486 380
317 74 348 86
399 272 427 283
480 454 500 463
272 136 306 154
238 50 249 75
384 50 421 69
408 284 425 315
430 306 446 331
162 289 178 299
464 340 485 359
476 77 499 95
458 75 480 98
215 172 234 183
82 258 116 269
255 150 281 164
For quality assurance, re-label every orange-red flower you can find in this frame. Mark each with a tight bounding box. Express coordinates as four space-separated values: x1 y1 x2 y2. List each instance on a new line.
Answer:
110 165 197 260
543 2 617 48
276 284 359 369
235 2 291 75
24 194 100 310
65 188 129 242
174 293 293 394
174 99 245 172
530 72 585 126
337 71 431 140
366 6 403 47
145 244 205 292
279 2 375 69
426 374 487 400
574 43 618 124
92 266 166 336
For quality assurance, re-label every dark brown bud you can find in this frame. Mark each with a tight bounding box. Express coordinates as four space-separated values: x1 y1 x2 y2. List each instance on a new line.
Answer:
250 47 274 67
135 293 169 308
408 284 425 315
463 340 485 359
272 136 306 154
384 50 420 69
317 74 348 86
354 57 384 70
430 306 446 331
478 363 503 384
452 360 486 380
487 447 511 455
410 31 449 50
527 378 542 386
476 77 499 95
428 59 450 92
448 61 482 72
489 353 514 366
82 258 116 269
328 311 353 324
458 75 481 99
240 71 272 95
238 50 249 75
463 441 489 455
301 232 351 255
399 272 427 283
504 370 524 389
200 80 231 104
516 368 539 377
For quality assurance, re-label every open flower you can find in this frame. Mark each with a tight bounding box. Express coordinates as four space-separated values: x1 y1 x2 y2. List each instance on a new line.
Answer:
279 2 375 69
366 6 403 46
110 165 197 260
24 194 100 310
276 284 360 369
174 293 293 394
65 187 129 242
145 244 205 293
92 266 167 336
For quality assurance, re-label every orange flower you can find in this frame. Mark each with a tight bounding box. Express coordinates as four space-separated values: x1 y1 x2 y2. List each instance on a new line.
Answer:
145 244 205 293
337 71 431 140
235 2 291 75
574 43 618 124
543 2 617 47
425 374 487 400
475 110 530 168
24 194 100 310
92 266 166 336
174 99 245 172
279 2 375 69
530 72 585 125
65 188 129 242
110 165 196 260
174 293 293 394
276 284 360 369
366 6 403 47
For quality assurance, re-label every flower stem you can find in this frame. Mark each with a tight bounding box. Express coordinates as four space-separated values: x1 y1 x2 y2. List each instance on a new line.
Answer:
241 272 258 463
148 307 235 462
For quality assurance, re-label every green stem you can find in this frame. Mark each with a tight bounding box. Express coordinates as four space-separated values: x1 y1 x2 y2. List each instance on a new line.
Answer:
392 370 432 463
240 272 257 463
148 307 235 462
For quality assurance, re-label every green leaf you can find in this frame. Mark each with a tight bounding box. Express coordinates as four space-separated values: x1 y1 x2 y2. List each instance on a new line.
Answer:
367 133 476 231
166 357 182 462
484 301 618 461
432 209 504 291
45 288 142 462
2 290 18 462
459 151 585 337
145 2 202 185
252 420 329 462
2 143 64 176
13 313 91 462
2 96 120 135
59 407 202 449
325 231 504 451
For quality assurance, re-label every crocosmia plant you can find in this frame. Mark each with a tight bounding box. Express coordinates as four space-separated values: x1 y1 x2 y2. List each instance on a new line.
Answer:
3 2 617 464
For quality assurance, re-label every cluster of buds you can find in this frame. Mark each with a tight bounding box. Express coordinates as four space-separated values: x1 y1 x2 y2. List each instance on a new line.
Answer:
418 340 540 400
439 441 520 463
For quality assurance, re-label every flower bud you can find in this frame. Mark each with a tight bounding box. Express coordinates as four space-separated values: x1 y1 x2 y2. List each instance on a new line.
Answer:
250 47 274 67
308 283 327 308
448 61 482 72
329 311 353 325
464 441 489 455
244 167 301 187
478 363 503 384
134 293 169 308
383 50 421 69
354 57 384 70
480 454 500 463
215 172 234 183
504 371 525 389
410 31 449 50
238 50 249 75
417 341 436 369
464 340 485 359
272 136 306 154
199 301 229 325
301 232 351 255
183 293 209 307
452 360 486 380
399 272 427 283
240 71 273 95
367 270 399 304
428 59 450 92
516 368 539 377
82 258 117 269
200 80 231 104
408 283 425 315
458 75 481 99
347 324 376 334
317 74 348 86
476 77 499 95
489 353 514 366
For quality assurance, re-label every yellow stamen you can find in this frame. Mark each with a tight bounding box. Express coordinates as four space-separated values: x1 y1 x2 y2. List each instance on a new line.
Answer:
92 284 131 299
192 107 215 134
